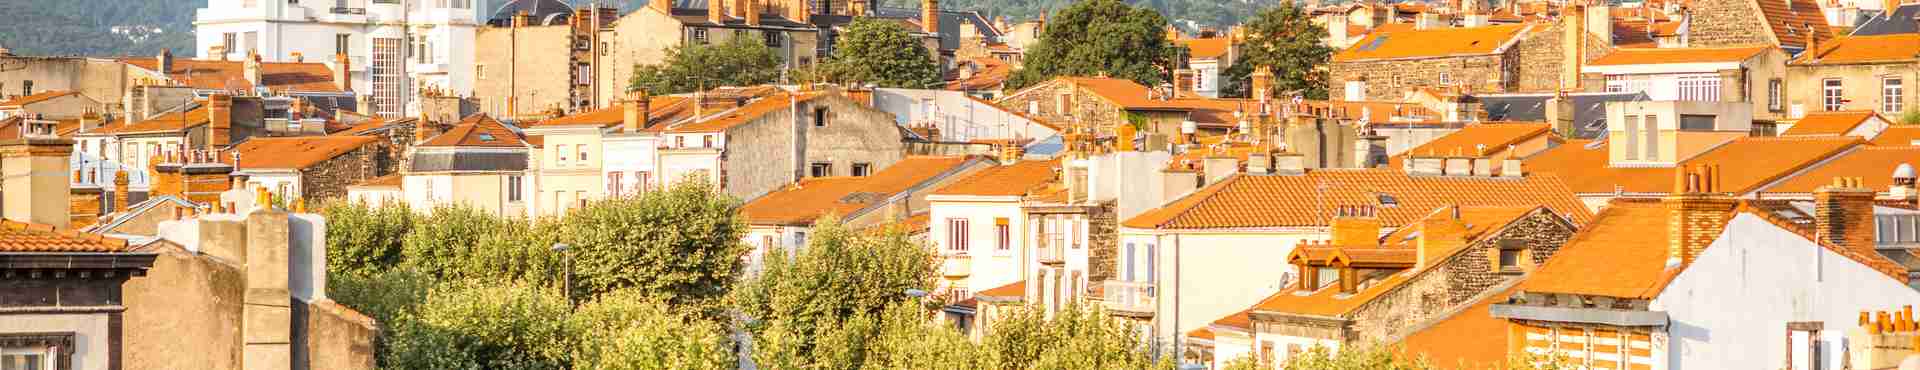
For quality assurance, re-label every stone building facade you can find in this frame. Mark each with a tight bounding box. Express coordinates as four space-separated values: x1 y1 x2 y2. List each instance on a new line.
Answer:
996 78 1130 138
1329 19 1613 102
296 142 396 201
715 93 907 200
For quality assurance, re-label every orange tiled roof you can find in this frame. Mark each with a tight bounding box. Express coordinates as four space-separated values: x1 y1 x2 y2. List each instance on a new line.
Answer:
91 105 210 135
1187 327 1215 341
1121 169 1593 230
1397 122 1553 158
1517 199 1683 298
0 220 130 252
1397 281 1523 368
531 96 696 132
419 114 527 148
1872 126 1920 146
1164 142 1273 172
1587 46 1773 66
1260 206 1541 317
0 90 77 107
0 117 83 140
1761 146 1920 194
221 135 380 170
1791 34 1920 65
1524 137 1860 194
1757 0 1833 50
1183 37 1233 59
1781 111 1883 136
742 156 980 225
337 117 398 136
930 159 1059 197
666 92 828 133
948 57 1013 92
122 57 343 93
1333 24 1529 62
975 280 1026 302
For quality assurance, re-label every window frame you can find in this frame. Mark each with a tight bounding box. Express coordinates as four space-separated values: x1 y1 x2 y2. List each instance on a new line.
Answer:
850 162 871 177
1825 78 1846 111
809 162 831 177
507 175 523 202
1768 78 1783 112
1885 77 1904 114
994 218 1011 252
947 218 970 253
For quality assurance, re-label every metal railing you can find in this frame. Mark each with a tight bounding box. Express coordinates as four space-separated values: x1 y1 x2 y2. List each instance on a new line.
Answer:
331 7 366 14
1102 280 1155 315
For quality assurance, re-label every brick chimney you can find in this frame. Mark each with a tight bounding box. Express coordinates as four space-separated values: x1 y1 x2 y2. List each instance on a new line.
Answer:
998 142 1024 164
923 0 940 34
1251 67 1274 100
113 168 130 213
414 112 433 144
1665 164 1736 267
1805 23 1820 56
1815 176 1877 254
788 0 809 23
1329 206 1382 246
209 94 233 147
244 51 264 89
158 48 175 76
0 136 74 228
1173 69 1196 98
624 89 652 133
333 53 352 92
652 0 673 13
746 0 762 26
711 0 727 24
1417 205 1469 269
513 10 533 27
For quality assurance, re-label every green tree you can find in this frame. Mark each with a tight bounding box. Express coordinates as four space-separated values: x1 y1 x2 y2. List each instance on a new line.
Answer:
986 303 1171 370
1219 5 1335 99
1221 4 1328 99
558 179 749 317
383 281 577 370
817 18 943 88
397 204 563 285
320 201 415 276
1281 345 1432 370
630 36 783 94
735 216 939 367
569 290 736 370
1005 0 1180 90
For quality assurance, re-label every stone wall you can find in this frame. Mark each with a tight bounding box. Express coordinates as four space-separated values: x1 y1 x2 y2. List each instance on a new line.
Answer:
1328 55 1507 102
122 245 246 370
298 141 395 202
1686 0 1777 48
723 93 906 200
1511 22 1615 93
300 300 378 370
1787 62 1920 116
1087 201 1119 284
996 79 1129 137
1342 209 1576 343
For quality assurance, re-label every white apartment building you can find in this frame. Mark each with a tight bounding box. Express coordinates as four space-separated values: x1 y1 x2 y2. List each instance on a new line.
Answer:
193 0 481 117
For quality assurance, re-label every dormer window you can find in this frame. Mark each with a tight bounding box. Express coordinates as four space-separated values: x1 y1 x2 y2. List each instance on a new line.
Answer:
1492 239 1528 274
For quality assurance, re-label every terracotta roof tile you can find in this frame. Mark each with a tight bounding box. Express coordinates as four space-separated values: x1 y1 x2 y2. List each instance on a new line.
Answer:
1187 327 1215 341
91 105 209 135
742 156 981 225
1397 281 1524 368
1873 126 1920 146
1756 0 1834 50
947 57 1013 92
1525 137 1860 194
1587 46 1773 66
1396 122 1553 159
222 135 380 170
930 159 1059 196
1794 34 1920 64
1781 111 1883 136
1261 206 1542 317
337 117 399 136
1122 169 1593 229
0 90 77 107
1333 24 1529 62
975 280 1026 302
666 92 828 133
1182 37 1233 59
121 57 342 93
0 220 130 252
419 114 527 148
1518 199 1684 298
1762 146 1920 193
532 96 696 132
352 173 404 188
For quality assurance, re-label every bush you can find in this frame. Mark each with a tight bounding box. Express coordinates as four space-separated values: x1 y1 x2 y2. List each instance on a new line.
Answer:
321 201 415 276
559 180 749 317
383 281 576 370
735 216 939 356
568 290 736 370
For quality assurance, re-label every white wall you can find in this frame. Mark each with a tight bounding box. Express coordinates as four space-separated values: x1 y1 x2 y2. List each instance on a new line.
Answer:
1655 214 1920 370
1211 330 1255 369
1089 151 1174 220
928 197 1029 298
873 88 1059 142
1129 229 1320 348
603 136 661 195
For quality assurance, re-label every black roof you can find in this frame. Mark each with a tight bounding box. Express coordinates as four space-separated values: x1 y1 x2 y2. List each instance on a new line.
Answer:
1851 4 1920 36
668 7 816 29
1477 92 1648 140
410 150 529 172
488 0 575 26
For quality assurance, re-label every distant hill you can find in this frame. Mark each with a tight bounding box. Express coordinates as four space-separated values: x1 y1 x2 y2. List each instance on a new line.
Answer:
0 0 1276 58
0 0 200 57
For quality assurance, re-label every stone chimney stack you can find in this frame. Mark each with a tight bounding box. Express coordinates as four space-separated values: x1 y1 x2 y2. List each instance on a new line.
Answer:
1251 67 1274 100
1815 176 1878 254
1806 23 1820 56
242 205 294 370
209 94 234 147
1561 3 1586 91
0 136 74 228
244 51 264 89
113 169 130 213
652 0 674 13
747 0 763 26
414 112 433 144
1665 165 1736 267
923 0 940 34
1329 206 1382 247
1416 205 1469 269
158 48 175 76
333 53 352 93
1173 69 1196 98
624 89 652 133
711 0 727 24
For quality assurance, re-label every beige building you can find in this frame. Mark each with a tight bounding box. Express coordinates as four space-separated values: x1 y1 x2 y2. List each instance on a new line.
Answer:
1786 34 1920 119
1583 46 1791 121
592 0 823 109
405 114 535 217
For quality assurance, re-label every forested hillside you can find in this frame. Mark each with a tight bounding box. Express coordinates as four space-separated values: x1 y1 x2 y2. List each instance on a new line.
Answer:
0 0 199 57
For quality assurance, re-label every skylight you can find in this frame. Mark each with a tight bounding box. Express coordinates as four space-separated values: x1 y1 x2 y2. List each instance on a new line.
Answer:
478 133 496 142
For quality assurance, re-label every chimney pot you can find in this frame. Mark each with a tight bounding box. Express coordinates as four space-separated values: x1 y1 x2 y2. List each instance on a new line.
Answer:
209 94 233 147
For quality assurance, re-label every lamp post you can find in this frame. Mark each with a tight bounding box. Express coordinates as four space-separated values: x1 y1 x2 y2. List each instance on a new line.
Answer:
552 243 572 307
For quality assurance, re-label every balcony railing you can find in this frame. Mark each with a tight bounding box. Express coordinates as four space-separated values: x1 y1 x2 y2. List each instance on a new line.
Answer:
1037 237 1066 264
941 255 971 278
331 7 366 14
1102 280 1155 316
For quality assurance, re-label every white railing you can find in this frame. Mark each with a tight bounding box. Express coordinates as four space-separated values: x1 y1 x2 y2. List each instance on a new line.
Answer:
941 255 971 278
1102 280 1155 315
1037 237 1066 264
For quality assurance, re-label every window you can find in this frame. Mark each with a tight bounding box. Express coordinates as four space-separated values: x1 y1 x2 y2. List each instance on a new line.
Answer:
336 34 351 55
476 64 486 80
556 144 569 163
813 107 829 127
851 163 871 177
1315 267 1339 290
947 218 970 252
575 63 591 85
764 31 782 48
575 190 587 209
608 172 623 196
809 162 831 177
1826 79 1846 111
2 343 55 370
1437 71 1450 86
1624 115 1641 160
223 33 237 55
1497 248 1523 272
1769 79 1783 111
994 218 1010 251
1680 114 1716 131
1676 75 1720 101
690 27 709 44
702 135 714 148
413 35 431 64
1145 244 1156 281
1887 78 1904 114
1260 341 1275 368
423 179 436 201
762 235 775 249
508 175 523 202
636 171 651 192
19 81 30 97
1494 240 1526 273
577 146 589 166
676 136 687 148
1124 243 1135 281
1643 115 1659 159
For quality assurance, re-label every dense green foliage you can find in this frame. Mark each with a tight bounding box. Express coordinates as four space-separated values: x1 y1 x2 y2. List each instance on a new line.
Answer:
0 0 194 56
1219 5 1335 100
1005 0 1181 90
629 37 783 94
556 183 751 318
734 217 940 360
815 18 943 89
569 290 737 370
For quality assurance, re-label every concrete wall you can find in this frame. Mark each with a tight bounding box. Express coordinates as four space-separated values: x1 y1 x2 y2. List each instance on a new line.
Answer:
1129 229 1321 347
473 25 575 117
595 9 682 108
122 245 245 370
1088 151 1174 220
1605 100 1753 166
872 88 1059 142
406 172 523 217
0 56 128 105
928 198 1029 299
1656 214 1920 370
1787 61 1918 119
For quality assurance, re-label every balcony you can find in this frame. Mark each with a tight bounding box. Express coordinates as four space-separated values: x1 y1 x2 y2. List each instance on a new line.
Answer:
1102 280 1155 317
1037 238 1066 265
941 255 971 278
330 7 366 15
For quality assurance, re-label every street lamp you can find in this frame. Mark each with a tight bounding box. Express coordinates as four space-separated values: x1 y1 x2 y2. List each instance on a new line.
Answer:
552 243 572 307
